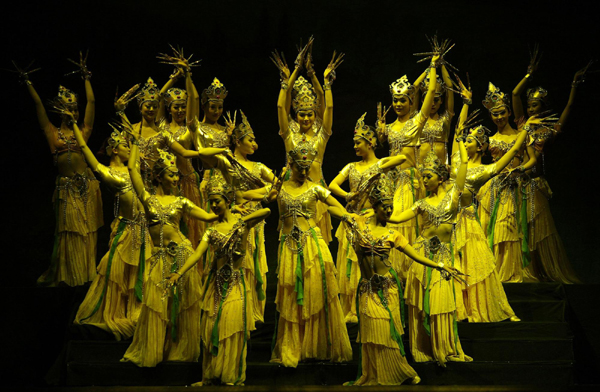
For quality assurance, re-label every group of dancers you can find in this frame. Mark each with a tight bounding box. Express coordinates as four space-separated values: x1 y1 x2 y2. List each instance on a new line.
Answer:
16 36 590 386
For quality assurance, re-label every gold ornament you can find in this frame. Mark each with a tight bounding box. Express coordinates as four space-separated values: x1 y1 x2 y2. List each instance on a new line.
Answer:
353 112 377 148
421 149 449 181
56 85 78 106
137 77 160 107
288 140 317 168
368 173 394 206
153 149 179 178
292 76 318 113
232 110 254 144
389 75 416 102
482 82 510 111
164 87 188 109
105 130 127 157
207 175 234 203
201 77 228 106
526 86 550 107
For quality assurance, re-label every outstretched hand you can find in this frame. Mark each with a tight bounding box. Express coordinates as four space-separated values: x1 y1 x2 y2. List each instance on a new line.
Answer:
224 111 237 136
324 51 345 84
115 84 141 112
270 50 291 82
65 50 92 79
377 102 390 129
527 43 542 75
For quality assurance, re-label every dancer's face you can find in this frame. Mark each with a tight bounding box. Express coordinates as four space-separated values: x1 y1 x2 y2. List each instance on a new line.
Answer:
297 110 316 131
236 134 258 156
114 142 131 162
203 101 223 122
159 170 179 191
465 135 482 156
141 101 159 122
393 96 411 117
291 161 310 183
422 170 442 192
527 100 544 117
170 102 187 123
375 201 394 222
209 195 228 216
490 107 510 129
353 138 370 157
430 95 442 115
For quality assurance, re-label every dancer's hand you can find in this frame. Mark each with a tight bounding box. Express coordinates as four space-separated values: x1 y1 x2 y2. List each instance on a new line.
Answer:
115 84 141 112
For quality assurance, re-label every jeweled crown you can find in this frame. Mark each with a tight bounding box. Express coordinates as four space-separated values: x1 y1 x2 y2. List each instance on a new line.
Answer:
207 175 234 202
233 110 254 144
153 149 179 177
105 130 127 157
164 87 188 108
482 82 510 111
201 77 228 106
526 86 550 107
421 150 449 181
288 140 317 167
467 125 491 149
292 76 318 112
137 77 160 107
389 76 416 102
353 112 377 148
57 85 78 106
420 74 446 97
368 173 394 206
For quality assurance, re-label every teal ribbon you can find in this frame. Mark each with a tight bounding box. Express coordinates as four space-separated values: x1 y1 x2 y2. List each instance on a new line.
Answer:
80 219 127 321
211 280 229 356
345 240 353 279
519 187 531 268
170 259 181 342
347 284 363 386
309 228 331 346
423 262 433 336
377 289 405 356
390 269 406 328
295 248 305 305
135 231 146 302
234 271 248 385
253 230 266 301
487 193 501 252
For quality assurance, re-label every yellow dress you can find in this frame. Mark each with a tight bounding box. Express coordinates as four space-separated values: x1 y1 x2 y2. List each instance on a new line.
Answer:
477 137 525 282
419 110 452 164
404 185 472 366
522 129 580 283
450 155 517 322
335 161 383 323
200 220 255 385
280 121 333 243
271 183 352 368
382 112 427 281
75 164 151 340
37 123 103 287
122 196 202 367
345 216 419 385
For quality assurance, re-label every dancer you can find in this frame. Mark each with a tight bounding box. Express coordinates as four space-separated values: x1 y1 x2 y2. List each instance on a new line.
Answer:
377 54 441 281
477 83 537 282
16 53 103 287
388 139 471 366
329 113 407 323
272 41 344 243
122 124 224 367
61 110 150 339
168 176 271 386
342 174 459 385
510 52 588 283
270 141 353 368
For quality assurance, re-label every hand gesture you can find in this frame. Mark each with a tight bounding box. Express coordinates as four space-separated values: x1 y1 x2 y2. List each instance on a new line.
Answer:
527 43 542 75
157 44 201 72
51 102 75 120
376 102 390 130
7 60 41 84
324 51 345 85
224 111 237 136
573 59 596 87
270 50 291 82
305 38 315 76
453 72 472 103
114 84 141 112
232 202 249 216
65 50 92 79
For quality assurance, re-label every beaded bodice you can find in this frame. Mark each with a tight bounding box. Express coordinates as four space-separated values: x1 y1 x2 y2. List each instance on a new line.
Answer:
527 126 556 152
343 161 382 192
280 121 329 182
204 219 247 265
145 195 195 228
385 111 426 155
138 129 175 167
488 136 517 162
411 185 460 228
278 183 330 222
420 111 450 145
193 121 230 149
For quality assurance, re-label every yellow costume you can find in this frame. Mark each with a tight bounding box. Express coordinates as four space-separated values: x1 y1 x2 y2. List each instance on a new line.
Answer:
200 219 255 385
345 215 419 386
404 185 472 366
381 110 427 281
75 164 151 340
419 110 452 164
450 154 516 322
271 183 352 367
122 196 202 367
37 122 103 287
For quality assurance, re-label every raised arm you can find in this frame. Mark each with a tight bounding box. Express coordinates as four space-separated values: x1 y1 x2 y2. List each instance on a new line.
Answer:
156 69 183 121
441 64 454 115
455 138 468 192
379 154 407 171
272 49 296 134
242 207 271 229
418 56 440 119
494 129 528 173
556 61 592 132
71 114 100 171
127 124 149 204
322 51 344 135
512 45 541 120
185 69 197 125
305 42 325 119
83 77 95 130
188 205 219 222
26 81 51 130
450 73 473 157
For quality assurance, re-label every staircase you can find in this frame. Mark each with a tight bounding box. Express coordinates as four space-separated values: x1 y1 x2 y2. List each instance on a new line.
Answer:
64 283 574 387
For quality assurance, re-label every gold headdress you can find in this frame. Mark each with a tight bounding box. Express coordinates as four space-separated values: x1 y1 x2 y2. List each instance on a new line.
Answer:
421 150 449 181
482 82 510 111
207 175 234 203
137 77 160 107
288 140 317 168
353 112 377 148
526 86 550 107
153 149 179 178
420 74 446 97
389 76 416 102
368 173 394 206
105 130 127 157
164 87 188 109
292 76 318 113
467 125 491 149
232 110 254 144
201 77 228 106
57 85 78 106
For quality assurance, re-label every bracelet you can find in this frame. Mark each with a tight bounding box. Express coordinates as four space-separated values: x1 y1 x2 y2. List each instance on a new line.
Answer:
131 139 140 146
116 110 125 116
307 70 315 77
341 213 350 222
525 73 531 79
437 262 444 270
523 124 533 133
462 98 472 105
571 80 581 88
323 83 332 91
24 80 32 86
281 81 289 91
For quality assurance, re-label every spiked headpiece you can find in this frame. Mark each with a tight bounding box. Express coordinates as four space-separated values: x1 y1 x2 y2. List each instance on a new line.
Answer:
288 140 317 168
232 110 254 144
105 130 128 157
389 76 416 102
292 76 318 112
482 82 510 111
421 150 449 181
164 87 188 109
207 175 234 203
137 77 160 107
467 125 491 150
526 86 550 107
56 85 78 106
201 77 228 106
153 149 179 178
368 173 395 206
420 74 446 97
353 113 377 148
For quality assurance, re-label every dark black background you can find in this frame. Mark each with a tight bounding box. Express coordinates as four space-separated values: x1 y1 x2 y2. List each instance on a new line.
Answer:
2 0 599 284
